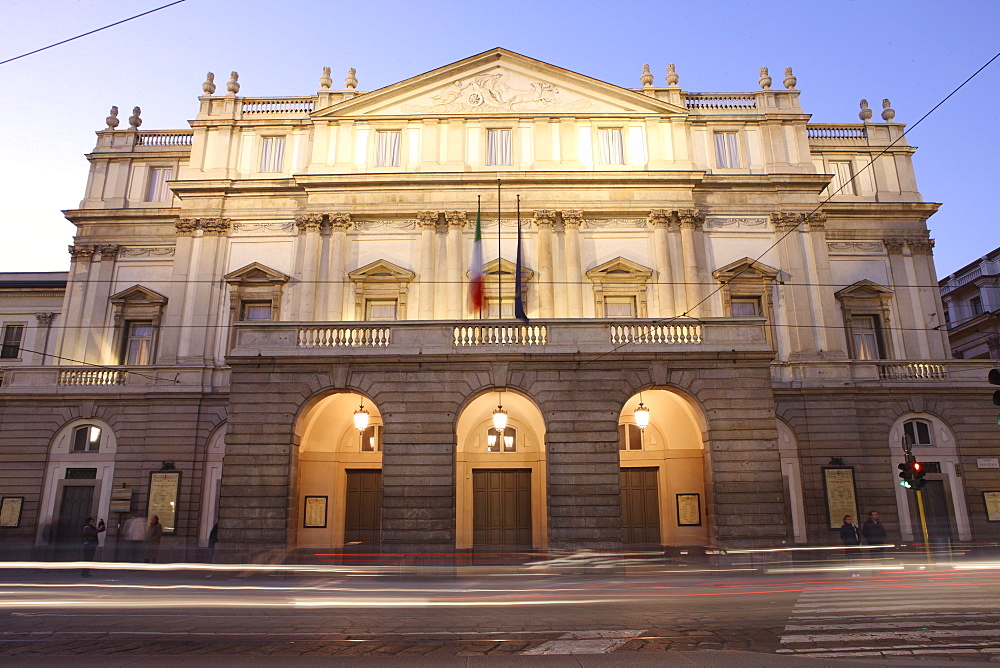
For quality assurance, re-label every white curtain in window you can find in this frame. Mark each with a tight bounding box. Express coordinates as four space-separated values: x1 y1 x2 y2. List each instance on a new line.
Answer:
598 128 624 165
487 129 512 166
852 317 880 360
604 298 636 317
243 304 272 321
367 301 398 320
486 300 514 319
125 322 153 365
259 137 285 173
146 168 173 202
830 162 855 195
376 131 401 167
714 132 739 168
731 299 761 316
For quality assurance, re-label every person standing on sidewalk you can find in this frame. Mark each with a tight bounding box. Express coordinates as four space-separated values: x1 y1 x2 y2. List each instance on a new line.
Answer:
840 515 862 577
862 510 887 561
81 517 105 576
143 515 163 563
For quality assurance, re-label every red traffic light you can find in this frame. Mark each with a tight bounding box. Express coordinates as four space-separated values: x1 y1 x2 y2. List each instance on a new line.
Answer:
912 461 922 472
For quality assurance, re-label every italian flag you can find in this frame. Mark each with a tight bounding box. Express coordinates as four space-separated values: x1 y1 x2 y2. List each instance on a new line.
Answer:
468 201 484 316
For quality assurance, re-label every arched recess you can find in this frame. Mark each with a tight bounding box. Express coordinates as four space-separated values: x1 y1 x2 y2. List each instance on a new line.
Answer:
455 389 547 551
198 422 226 547
295 391 384 550
776 419 807 543
37 418 119 555
618 388 708 547
889 412 970 542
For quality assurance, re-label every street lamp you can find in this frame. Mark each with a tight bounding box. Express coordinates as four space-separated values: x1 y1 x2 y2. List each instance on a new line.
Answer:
634 393 650 430
353 401 370 432
492 403 508 433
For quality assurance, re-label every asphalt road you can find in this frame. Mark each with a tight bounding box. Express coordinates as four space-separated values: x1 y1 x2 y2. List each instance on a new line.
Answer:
1 562 999 665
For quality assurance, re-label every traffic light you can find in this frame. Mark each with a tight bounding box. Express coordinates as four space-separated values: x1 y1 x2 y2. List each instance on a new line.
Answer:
991 369 1000 427
898 460 913 488
911 461 927 490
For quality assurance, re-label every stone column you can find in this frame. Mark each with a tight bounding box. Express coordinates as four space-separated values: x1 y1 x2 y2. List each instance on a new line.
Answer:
445 211 466 319
884 237 924 359
677 210 706 317
910 239 948 358
294 214 323 321
326 213 351 321
193 218 231 363
60 245 95 364
315 219 332 320
803 213 845 357
416 211 440 320
562 210 585 317
34 312 55 365
534 210 556 318
649 209 675 317
84 244 119 364
553 217 567 317
771 213 813 357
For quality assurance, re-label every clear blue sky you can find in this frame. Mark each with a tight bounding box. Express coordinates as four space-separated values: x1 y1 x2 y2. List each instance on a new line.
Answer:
1 0 997 279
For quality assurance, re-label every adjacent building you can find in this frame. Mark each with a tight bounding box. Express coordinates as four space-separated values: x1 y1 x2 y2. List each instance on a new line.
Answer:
939 248 1000 360
2 49 998 561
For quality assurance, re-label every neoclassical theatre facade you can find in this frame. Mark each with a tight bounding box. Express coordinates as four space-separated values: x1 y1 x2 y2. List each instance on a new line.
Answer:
1 49 997 560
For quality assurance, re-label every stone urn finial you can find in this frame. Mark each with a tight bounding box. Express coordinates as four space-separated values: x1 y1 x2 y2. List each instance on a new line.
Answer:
345 68 358 90
783 67 796 89
666 63 679 87
758 67 772 89
859 99 872 121
128 106 141 130
319 66 332 90
202 72 216 95
105 106 119 130
881 98 895 122
226 71 240 95
640 64 653 87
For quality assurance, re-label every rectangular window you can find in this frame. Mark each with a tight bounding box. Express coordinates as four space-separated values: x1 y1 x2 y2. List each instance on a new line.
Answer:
122 321 153 365
486 298 514 319
145 168 173 202
360 425 382 452
850 315 884 360
971 296 984 315
486 427 516 453
375 130 401 167
604 296 636 318
259 137 285 173
618 423 643 451
731 297 762 317
365 299 398 321
829 161 855 196
598 128 625 165
714 132 740 168
904 420 934 447
241 301 273 321
1 324 24 359
486 129 512 166
72 426 102 453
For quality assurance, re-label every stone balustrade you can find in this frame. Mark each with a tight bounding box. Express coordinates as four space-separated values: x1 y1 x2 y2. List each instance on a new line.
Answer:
806 124 868 141
683 93 757 109
240 97 315 115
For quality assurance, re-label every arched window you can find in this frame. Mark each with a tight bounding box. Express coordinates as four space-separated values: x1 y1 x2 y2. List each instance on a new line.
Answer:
903 419 933 447
72 425 102 453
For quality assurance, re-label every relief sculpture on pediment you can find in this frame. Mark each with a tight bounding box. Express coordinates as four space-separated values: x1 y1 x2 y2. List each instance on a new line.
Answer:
408 71 591 113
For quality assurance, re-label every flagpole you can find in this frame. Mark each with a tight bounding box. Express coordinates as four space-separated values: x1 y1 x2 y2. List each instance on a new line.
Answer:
497 177 501 320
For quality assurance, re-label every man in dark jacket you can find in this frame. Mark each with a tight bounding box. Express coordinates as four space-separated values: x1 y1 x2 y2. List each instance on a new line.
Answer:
862 510 888 563
840 515 862 577
81 517 105 576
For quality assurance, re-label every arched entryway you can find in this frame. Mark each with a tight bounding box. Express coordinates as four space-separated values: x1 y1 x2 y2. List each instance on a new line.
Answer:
618 389 708 548
295 391 383 551
455 389 547 552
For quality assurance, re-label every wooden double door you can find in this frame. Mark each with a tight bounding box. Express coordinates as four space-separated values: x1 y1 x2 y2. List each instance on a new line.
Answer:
473 469 532 549
344 469 381 545
620 467 661 546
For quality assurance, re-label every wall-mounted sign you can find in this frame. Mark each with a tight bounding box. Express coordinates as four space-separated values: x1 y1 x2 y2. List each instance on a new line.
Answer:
822 467 858 529
304 496 327 528
676 493 701 526
110 487 133 513
985 492 1000 522
0 497 23 527
977 458 1000 470
147 471 181 534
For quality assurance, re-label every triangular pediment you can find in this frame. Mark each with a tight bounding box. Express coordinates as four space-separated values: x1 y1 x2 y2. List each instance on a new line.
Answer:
835 279 893 300
348 259 415 283
110 284 167 305
224 262 289 285
314 48 688 118
713 258 779 282
587 257 653 280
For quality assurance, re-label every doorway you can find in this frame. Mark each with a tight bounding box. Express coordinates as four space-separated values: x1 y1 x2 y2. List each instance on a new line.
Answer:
344 469 381 545
54 485 94 560
620 467 660 546
472 469 531 549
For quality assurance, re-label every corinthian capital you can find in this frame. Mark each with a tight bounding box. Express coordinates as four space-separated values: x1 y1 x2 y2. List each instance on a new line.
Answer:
445 211 467 229
647 209 671 228
68 244 96 261
910 239 934 255
416 211 440 229
805 211 827 230
532 210 556 227
770 212 802 232
883 237 906 253
94 244 120 261
175 219 198 235
675 209 705 228
329 213 352 231
562 210 585 228
294 213 324 232
201 218 231 236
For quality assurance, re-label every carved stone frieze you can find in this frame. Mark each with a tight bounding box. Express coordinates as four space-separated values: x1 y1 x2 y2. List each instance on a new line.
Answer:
119 247 177 258
294 213 324 232
445 211 467 229
585 218 647 229
232 222 295 233
827 241 884 254
705 216 770 229
406 72 590 114
354 219 418 231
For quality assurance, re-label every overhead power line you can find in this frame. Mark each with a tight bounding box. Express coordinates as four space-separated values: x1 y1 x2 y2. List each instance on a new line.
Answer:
0 1 188 67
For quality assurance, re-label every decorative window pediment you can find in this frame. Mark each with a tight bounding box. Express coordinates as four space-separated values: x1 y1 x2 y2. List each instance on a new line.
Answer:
587 257 652 317
349 259 415 320
224 262 290 286
224 262 289 323
713 258 778 345
835 279 894 304
835 279 894 360
109 285 167 365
